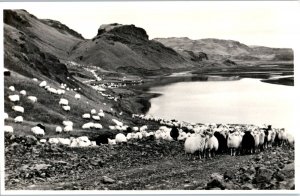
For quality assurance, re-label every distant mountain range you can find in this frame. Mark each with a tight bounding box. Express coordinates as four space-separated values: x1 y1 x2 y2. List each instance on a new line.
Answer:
4 9 293 80
154 37 293 62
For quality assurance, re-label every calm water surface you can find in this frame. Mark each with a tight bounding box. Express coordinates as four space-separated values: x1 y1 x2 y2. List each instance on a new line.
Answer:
147 77 295 131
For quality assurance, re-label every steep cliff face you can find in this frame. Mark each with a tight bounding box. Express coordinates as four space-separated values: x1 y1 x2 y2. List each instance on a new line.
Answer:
69 24 194 75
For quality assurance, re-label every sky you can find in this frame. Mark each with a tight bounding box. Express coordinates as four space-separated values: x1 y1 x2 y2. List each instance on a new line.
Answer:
3 1 300 48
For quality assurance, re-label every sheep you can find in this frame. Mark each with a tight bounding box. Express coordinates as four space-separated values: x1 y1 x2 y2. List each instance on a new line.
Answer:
63 120 73 127
140 125 148 132
278 128 287 146
205 132 219 158
112 119 123 126
259 130 265 151
32 78 38 82
31 126 45 136
285 132 294 148
133 127 139 132
49 138 60 144
95 132 114 145
214 131 228 154
184 133 206 159
4 113 9 120
94 123 103 129
56 126 62 133
133 132 143 140
75 94 81 100
20 90 26 96
227 131 242 156
115 133 127 143
8 94 20 102
9 86 15 91
64 125 73 132
178 131 188 141
92 115 100 120
14 116 23 123
27 96 37 103
62 105 71 111
47 87 58 94
40 139 47 143
170 126 179 141
82 122 94 129
252 130 260 153
57 89 65 95
4 125 14 133
91 109 97 114
58 138 71 145
82 113 91 119
126 133 134 140
39 81 47 87
12 106 24 113
241 131 255 154
98 112 105 117
59 98 69 105
108 138 116 145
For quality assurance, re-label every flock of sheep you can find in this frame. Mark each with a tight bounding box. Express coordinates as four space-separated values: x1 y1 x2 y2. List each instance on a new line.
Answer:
4 69 295 159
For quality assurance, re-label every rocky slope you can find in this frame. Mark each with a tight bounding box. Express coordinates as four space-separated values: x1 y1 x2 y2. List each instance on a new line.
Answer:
154 37 294 62
69 23 194 75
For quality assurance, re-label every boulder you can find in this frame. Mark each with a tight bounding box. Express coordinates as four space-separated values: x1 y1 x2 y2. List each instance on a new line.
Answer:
253 167 273 184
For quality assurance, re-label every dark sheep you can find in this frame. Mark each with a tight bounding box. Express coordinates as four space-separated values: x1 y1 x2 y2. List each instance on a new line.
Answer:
170 126 179 141
36 123 45 131
95 131 115 145
241 131 255 155
4 70 11 76
214 131 228 154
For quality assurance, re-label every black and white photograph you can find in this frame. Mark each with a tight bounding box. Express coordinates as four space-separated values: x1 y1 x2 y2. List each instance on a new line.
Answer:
1 0 299 193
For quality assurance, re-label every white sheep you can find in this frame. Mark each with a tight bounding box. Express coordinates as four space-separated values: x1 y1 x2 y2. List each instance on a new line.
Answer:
82 113 91 119
57 89 65 95
92 115 100 120
8 94 20 102
63 120 73 127
91 109 97 114
39 81 47 87
115 133 127 143
59 98 69 105
31 126 45 136
9 86 15 91
178 131 188 141
56 126 62 133
109 125 116 130
77 136 91 147
227 131 242 156
32 78 38 82
205 133 219 158
20 90 26 96
48 87 58 94
4 112 9 120
64 125 73 132
112 119 123 126
40 139 47 143
49 138 59 144
184 133 206 159
108 138 116 145
140 125 148 132
4 125 14 133
94 123 103 129
98 112 105 117
133 127 139 132
285 132 294 147
133 132 143 140
62 105 71 111
27 96 37 103
12 106 24 113
82 122 94 129
58 138 71 145
14 116 23 123
75 94 81 100
126 133 134 140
